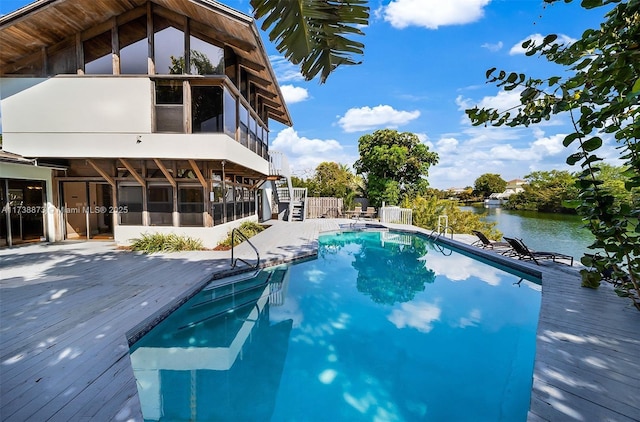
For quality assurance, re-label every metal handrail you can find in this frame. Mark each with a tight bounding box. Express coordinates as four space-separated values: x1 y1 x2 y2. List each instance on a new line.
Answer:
429 226 454 240
231 228 260 269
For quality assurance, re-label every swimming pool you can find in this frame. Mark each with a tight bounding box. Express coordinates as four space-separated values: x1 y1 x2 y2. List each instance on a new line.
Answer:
129 230 541 421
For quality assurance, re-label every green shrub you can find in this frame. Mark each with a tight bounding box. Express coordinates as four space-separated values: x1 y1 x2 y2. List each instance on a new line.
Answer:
130 233 204 253
217 221 265 248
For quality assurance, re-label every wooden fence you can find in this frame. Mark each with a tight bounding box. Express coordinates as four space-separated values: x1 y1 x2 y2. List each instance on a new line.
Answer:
306 197 344 219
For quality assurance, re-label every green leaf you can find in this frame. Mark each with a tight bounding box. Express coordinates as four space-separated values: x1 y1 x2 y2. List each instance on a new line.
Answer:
563 132 582 147
543 34 558 44
581 0 604 10
486 67 497 79
566 152 584 165
632 77 640 94
582 136 602 152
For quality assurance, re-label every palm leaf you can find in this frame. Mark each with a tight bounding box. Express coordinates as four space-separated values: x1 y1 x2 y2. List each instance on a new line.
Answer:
251 0 369 83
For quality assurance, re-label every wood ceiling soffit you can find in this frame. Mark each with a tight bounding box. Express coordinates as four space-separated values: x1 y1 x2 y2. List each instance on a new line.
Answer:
255 87 277 99
153 158 176 187
245 72 272 88
87 159 116 187
188 159 208 189
237 56 264 72
119 158 146 186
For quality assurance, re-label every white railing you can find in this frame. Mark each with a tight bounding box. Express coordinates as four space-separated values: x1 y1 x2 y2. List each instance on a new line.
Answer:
292 188 307 203
269 150 291 179
379 206 412 225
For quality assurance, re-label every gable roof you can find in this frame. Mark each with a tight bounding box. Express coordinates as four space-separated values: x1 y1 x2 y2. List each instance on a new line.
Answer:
0 0 291 126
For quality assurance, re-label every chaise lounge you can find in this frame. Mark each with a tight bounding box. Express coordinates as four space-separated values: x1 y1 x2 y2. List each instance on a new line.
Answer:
503 237 574 266
471 230 511 251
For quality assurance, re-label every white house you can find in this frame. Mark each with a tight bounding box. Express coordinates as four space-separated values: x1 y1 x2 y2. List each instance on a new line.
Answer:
0 0 299 248
484 179 526 206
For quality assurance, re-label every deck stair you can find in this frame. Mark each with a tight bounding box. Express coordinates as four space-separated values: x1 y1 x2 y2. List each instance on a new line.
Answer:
269 151 307 221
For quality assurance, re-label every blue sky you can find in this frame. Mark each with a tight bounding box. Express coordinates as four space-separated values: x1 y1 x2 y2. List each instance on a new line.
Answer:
1 0 616 189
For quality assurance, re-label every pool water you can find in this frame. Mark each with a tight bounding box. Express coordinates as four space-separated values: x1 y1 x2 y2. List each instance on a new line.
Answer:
130 231 541 421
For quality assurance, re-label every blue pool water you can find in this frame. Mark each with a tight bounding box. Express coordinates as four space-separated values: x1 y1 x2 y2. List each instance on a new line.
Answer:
130 231 541 421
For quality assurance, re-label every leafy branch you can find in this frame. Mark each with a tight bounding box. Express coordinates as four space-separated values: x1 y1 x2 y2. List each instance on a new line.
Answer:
466 0 640 308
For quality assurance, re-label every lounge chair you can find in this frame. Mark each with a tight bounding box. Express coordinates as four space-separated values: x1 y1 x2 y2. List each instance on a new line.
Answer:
503 237 574 266
471 230 511 251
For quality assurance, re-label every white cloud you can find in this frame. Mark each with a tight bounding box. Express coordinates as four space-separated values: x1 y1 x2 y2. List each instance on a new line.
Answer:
280 85 309 104
509 33 577 55
436 137 458 153
457 89 523 114
270 127 357 174
383 0 491 29
269 55 304 82
388 301 441 333
481 41 503 52
337 105 420 133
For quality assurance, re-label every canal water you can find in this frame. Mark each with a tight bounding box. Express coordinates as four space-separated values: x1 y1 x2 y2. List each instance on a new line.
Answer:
462 206 595 261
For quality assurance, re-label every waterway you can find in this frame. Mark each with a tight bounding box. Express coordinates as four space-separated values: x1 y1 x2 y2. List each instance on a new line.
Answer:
462 206 595 261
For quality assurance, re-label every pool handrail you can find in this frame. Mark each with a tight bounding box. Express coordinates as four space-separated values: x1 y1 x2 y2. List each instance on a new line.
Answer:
231 228 260 269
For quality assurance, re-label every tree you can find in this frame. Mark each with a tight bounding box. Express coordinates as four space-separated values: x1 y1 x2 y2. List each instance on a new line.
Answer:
402 195 502 241
474 173 507 198
505 170 579 212
250 0 369 83
465 0 639 305
354 129 439 207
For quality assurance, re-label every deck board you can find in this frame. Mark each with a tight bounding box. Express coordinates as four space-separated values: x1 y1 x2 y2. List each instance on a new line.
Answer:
1 219 638 421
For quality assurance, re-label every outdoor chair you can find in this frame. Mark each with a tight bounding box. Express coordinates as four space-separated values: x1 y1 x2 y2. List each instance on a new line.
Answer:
471 230 511 251
503 237 574 266
363 207 377 219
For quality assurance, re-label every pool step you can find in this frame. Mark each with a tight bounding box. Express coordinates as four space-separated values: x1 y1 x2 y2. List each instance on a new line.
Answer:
178 269 286 330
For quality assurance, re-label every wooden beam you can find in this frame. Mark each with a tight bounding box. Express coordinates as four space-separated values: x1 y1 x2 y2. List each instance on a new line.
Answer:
153 159 176 188
188 159 208 189
87 159 116 187
147 1 155 74
111 17 120 75
119 158 145 186
245 72 272 88
237 56 265 72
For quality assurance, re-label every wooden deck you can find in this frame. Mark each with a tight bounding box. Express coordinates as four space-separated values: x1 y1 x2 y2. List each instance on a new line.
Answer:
1 219 638 421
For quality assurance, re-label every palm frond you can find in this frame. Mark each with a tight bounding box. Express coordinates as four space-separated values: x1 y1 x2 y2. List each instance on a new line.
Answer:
251 0 369 83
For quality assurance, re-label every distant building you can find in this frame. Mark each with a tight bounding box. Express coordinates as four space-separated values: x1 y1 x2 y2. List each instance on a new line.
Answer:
485 179 526 205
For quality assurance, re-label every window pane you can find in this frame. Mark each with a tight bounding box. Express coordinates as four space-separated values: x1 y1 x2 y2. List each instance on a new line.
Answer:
120 16 148 74
84 31 112 74
118 185 143 225
154 16 184 74
189 34 224 75
224 88 236 139
148 186 173 226
191 86 223 133
239 104 248 147
156 81 183 133
178 187 204 226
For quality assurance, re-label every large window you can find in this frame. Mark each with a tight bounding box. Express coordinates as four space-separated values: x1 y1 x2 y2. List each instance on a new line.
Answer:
119 16 148 74
154 15 185 74
224 88 237 139
148 185 173 226
179 186 204 226
239 104 249 147
84 31 112 74
155 81 184 132
191 86 223 133
118 185 143 225
189 33 224 75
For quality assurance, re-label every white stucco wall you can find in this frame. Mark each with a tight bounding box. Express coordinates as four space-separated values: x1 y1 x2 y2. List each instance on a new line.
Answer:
0 162 56 242
114 216 259 249
2 76 152 134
